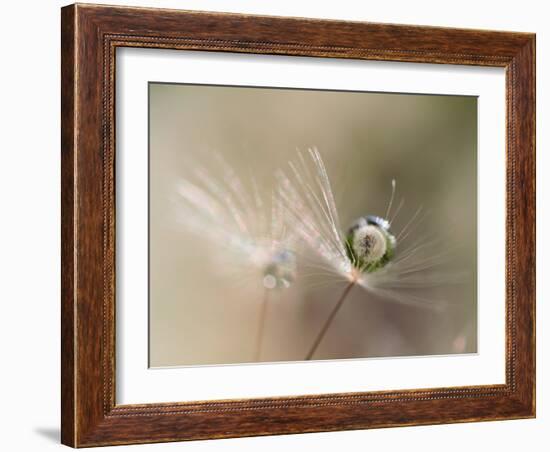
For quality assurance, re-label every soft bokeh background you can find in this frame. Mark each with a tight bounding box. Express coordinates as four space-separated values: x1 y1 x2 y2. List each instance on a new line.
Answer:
149 82 477 367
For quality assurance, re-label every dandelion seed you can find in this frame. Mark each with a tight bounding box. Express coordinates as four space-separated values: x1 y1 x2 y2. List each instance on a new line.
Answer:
276 147 453 360
174 152 297 361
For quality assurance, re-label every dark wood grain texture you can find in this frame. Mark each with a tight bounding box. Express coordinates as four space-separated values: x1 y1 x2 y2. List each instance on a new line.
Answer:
61 3 536 447
61 5 76 446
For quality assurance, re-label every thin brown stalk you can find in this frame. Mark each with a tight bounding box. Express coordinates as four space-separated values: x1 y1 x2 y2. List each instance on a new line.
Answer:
305 281 355 360
254 289 270 361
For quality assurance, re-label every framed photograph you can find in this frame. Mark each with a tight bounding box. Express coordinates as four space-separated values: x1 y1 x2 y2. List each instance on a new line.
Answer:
61 3 535 447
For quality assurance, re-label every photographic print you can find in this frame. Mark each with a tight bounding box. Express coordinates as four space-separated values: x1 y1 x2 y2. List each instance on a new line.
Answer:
148 83 477 367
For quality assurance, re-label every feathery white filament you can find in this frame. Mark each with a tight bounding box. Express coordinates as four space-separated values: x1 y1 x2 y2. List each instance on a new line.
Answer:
174 152 296 290
276 148 351 277
277 147 453 310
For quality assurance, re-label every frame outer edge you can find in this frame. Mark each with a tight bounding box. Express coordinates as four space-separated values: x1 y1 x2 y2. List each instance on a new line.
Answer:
60 3 536 446
531 35 536 417
514 35 536 416
61 3 77 448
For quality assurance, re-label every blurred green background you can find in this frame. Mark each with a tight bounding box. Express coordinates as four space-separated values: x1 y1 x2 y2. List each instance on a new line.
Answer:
149 82 477 367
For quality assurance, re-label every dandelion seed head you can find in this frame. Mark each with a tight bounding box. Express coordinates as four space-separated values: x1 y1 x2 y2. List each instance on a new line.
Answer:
277 147 452 310
174 152 297 291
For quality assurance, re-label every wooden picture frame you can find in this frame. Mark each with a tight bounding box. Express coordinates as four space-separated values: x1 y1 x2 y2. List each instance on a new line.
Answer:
61 3 535 447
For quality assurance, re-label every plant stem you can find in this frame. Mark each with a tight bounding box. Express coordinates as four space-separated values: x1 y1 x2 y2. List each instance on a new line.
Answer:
254 289 270 361
305 281 355 360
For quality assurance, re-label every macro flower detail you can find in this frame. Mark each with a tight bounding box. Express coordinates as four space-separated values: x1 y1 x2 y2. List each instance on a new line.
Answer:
276 147 449 359
174 153 296 360
174 153 297 291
